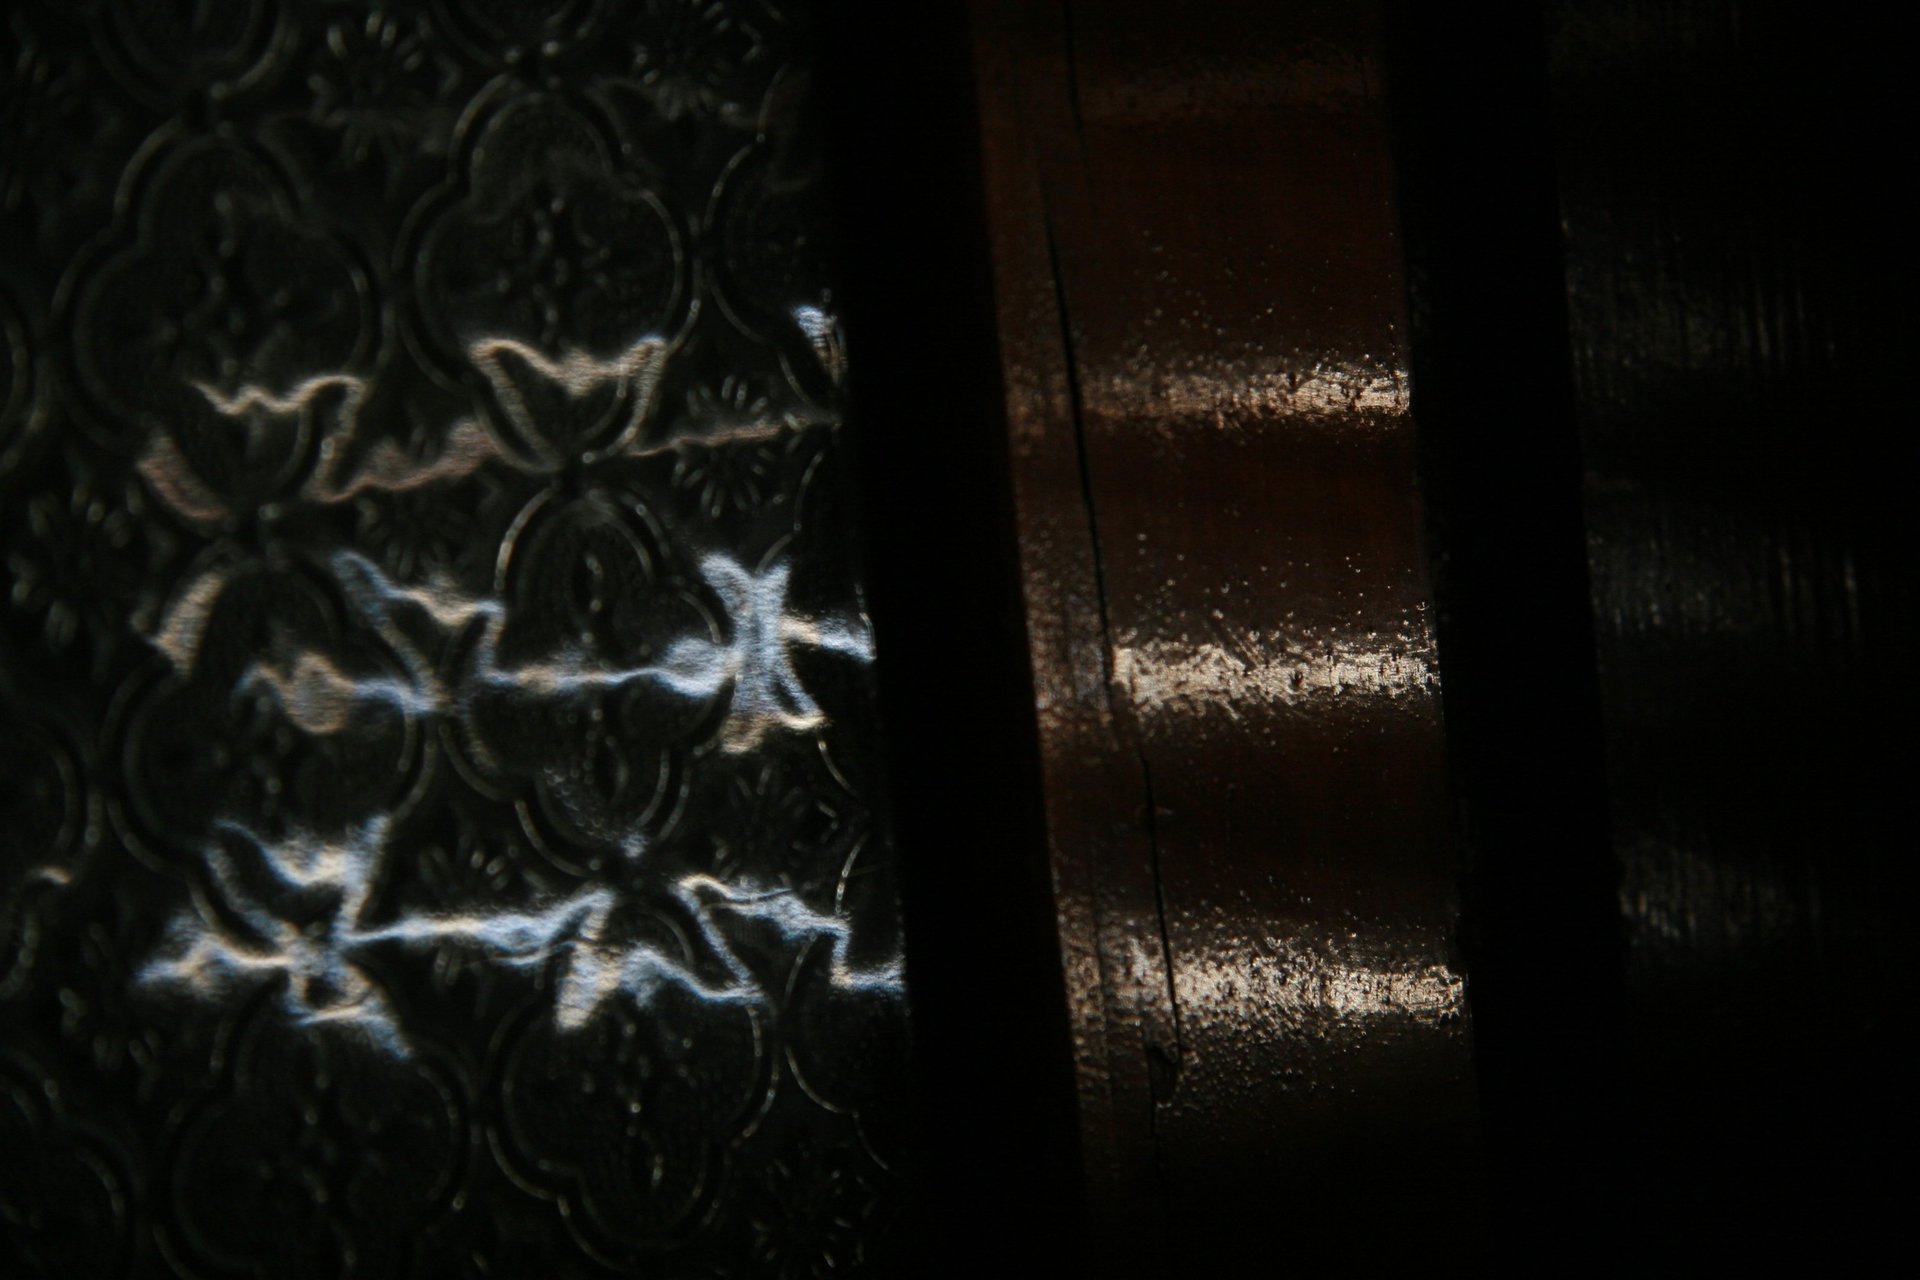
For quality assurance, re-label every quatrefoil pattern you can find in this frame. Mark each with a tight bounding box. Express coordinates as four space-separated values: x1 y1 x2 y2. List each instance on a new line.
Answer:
0 2 910 1275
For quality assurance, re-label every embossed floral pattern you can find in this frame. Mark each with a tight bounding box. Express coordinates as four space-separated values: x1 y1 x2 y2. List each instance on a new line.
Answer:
0 708 83 996
745 1145 880 1280
414 95 686 468
169 1016 460 1278
308 10 457 176
0 1059 132 1277
1 2 911 1275
5 456 169 668
72 137 373 515
618 0 771 123
0 283 43 478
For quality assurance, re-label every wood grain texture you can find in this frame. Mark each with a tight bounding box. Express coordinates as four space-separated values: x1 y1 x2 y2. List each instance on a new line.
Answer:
1547 1 1907 1260
969 2 1480 1265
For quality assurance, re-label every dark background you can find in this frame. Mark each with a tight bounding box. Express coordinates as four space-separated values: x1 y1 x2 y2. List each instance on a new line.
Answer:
824 1 1907 1271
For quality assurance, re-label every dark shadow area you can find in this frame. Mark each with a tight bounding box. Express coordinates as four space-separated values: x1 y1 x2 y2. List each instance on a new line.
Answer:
1383 2 1629 1266
1388 0 1906 1268
814 4 1088 1273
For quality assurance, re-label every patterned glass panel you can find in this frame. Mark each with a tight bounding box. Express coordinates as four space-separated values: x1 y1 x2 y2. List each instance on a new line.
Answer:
1 2 912 1274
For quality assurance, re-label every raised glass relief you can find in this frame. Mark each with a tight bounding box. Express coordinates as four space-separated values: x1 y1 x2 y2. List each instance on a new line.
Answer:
1 2 911 1274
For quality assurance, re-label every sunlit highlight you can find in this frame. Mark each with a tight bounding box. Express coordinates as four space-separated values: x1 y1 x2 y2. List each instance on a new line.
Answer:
141 818 902 1056
127 320 894 1055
